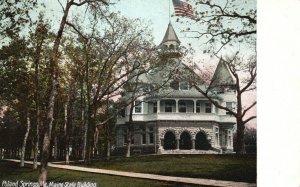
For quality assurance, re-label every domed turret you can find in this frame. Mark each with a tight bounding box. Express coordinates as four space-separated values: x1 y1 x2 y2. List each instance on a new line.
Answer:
159 22 181 58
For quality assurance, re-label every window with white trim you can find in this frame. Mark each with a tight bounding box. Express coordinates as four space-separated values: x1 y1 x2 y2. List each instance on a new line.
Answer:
141 127 146 145
205 103 212 113
165 101 173 112
179 101 187 113
153 102 157 113
123 129 127 146
196 101 201 113
179 81 189 90
228 130 232 147
134 99 142 113
215 127 219 146
148 127 154 144
226 102 233 115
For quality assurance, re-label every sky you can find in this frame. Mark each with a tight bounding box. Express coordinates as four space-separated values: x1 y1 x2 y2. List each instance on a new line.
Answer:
40 0 255 54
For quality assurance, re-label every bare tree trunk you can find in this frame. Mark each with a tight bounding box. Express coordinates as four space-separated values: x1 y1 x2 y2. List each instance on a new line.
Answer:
33 26 44 169
33 120 40 169
33 65 41 169
126 101 134 158
53 136 58 160
83 51 90 162
80 77 86 160
83 108 88 161
82 109 87 160
125 73 139 158
105 121 112 161
83 51 93 163
20 116 31 167
235 93 246 155
93 127 99 158
64 102 70 164
38 1 72 185
39 79 55 186
33 118 40 169
235 119 246 155
125 124 132 157
85 107 95 163
106 139 111 161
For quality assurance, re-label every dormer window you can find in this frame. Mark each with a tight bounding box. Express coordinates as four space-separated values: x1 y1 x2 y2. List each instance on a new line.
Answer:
179 81 189 90
170 81 179 90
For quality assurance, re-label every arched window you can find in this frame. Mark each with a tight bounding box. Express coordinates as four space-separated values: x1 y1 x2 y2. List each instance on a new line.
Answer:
195 131 211 150
179 131 192 150
169 44 175 50
164 131 176 150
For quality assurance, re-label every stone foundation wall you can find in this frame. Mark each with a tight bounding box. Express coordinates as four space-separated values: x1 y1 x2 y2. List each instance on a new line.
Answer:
157 120 216 145
115 120 234 154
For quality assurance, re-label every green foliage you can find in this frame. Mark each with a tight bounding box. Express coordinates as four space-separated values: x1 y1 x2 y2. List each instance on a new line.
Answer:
0 0 38 41
0 36 32 108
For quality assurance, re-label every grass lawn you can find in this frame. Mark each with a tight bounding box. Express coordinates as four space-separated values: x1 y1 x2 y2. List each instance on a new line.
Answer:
0 160 198 187
73 154 256 183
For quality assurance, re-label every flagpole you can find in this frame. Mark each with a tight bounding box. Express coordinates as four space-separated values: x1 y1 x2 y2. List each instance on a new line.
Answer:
169 0 171 22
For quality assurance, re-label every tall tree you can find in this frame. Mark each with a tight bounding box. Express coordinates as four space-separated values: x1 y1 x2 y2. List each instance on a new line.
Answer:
177 0 257 154
0 36 34 166
193 55 256 154
28 14 52 170
38 0 109 185
63 8 159 162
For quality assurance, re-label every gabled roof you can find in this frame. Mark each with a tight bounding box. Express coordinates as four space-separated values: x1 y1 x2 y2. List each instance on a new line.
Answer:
160 22 180 45
209 58 235 89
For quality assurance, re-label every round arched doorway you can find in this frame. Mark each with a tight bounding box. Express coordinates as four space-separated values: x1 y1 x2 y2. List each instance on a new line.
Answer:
179 131 192 150
164 131 176 150
195 131 211 150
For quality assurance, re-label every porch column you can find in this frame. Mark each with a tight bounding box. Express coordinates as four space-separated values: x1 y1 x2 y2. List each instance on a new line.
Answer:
176 139 180 150
212 104 215 114
175 99 179 113
160 139 164 148
193 99 197 113
157 100 160 113
192 139 195 150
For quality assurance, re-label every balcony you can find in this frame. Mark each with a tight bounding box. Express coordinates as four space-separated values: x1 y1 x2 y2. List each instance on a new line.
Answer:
116 99 236 125
116 112 235 125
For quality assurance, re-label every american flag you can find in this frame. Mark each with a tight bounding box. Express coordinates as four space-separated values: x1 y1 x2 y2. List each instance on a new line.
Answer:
172 0 194 18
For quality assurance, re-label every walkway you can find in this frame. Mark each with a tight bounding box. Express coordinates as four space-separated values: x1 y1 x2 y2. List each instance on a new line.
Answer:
5 159 256 187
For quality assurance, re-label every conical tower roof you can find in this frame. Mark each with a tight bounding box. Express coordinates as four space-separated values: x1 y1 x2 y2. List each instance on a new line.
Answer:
160 22 180 45
209 58 235 89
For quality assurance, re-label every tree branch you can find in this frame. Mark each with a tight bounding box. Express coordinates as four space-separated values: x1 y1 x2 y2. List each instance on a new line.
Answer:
243 116 256 125
65 21 88 42
71 0 108 6
242 101 256 118
193 85 237 117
